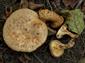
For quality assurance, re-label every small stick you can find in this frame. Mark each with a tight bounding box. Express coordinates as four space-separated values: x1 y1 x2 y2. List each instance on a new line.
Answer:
75 0 84 8
33 53 44 63
46 0 53 10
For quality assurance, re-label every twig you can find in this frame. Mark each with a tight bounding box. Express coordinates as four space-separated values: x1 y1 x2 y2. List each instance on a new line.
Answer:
75 0 84 8
51 2 59 11
56 0 63 10
46 0 53 10
33 53 43 63
18 53 31 63
51 2 56 9
28 2 44 9
23 54 31 61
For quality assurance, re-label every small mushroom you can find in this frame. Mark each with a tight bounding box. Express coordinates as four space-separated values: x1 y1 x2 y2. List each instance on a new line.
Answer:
49 39 75 57
39 9 64 28
49 40 65 57
56 24 78 39
3 8 48 52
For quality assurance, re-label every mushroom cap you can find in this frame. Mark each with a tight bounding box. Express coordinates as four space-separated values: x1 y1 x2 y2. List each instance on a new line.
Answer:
3 8 48 52
39 9 64 28
49 40 65 57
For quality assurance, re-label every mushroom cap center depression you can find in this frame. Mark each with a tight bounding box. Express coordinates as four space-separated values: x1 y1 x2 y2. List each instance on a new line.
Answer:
3 9 48 52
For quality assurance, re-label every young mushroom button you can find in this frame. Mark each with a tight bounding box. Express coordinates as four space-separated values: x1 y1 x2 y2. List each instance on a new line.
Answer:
49 40 65 57
39 9 64 28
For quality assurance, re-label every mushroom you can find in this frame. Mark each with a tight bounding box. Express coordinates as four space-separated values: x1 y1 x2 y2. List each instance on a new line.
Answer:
49 39 75 57
49 40 65 57
56 24 78 39
3 8 48 52
38 9 64 28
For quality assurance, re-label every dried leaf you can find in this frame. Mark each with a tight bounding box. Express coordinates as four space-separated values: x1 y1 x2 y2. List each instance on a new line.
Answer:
65 9 85 34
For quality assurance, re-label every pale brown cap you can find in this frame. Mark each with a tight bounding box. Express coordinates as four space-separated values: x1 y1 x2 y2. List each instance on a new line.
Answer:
3 8 48 52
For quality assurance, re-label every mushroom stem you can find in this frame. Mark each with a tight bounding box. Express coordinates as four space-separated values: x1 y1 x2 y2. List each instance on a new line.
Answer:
56 24 78 39
48 27 56 36
65 39 75 49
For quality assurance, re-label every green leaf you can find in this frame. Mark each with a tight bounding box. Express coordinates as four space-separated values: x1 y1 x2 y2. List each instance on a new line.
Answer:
65 9 85 34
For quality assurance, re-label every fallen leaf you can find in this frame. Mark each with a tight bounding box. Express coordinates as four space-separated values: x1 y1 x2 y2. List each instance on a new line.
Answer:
65 9 85 34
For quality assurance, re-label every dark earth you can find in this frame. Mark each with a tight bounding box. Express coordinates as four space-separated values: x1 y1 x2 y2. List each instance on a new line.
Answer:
0 0 85 63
